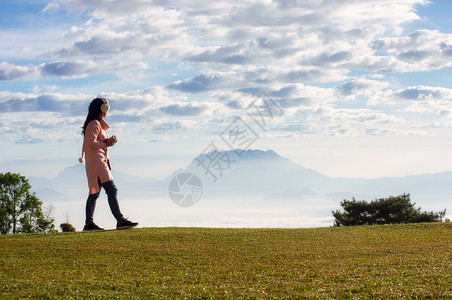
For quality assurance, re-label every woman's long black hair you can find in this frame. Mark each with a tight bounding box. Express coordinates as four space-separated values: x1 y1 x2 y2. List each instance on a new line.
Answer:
81 98 106 135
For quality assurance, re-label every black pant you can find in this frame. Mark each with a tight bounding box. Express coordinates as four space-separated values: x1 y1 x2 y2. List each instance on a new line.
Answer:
85 180 124 224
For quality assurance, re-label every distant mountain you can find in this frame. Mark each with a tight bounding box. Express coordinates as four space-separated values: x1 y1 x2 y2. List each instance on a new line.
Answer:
30 149 451 225
29 164 163 202
184 149 329 199
178 149 451 212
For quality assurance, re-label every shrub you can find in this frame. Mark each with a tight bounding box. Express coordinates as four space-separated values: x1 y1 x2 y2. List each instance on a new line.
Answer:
60 223 76 232
333 193 446 226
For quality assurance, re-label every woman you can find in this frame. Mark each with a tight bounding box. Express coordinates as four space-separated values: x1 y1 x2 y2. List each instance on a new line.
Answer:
79 97 138 231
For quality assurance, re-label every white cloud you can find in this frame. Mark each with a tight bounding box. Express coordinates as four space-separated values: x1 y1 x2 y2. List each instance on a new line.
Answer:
0 60 149 81
160 103 207 116
2 0 439 92
42 1 61 14
2 0 452 144
0 111 82 144
32 85 58 94
167 72 243 93
38 0 430 72
152 120 199 132
44 5 193 62
39 61 98 77
371 30 452 71
0 62 38 81
336 78 390 99
0 93 89 113
395 85 452 101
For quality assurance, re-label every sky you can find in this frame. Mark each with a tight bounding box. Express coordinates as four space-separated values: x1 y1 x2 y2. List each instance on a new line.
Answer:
1 0 452 181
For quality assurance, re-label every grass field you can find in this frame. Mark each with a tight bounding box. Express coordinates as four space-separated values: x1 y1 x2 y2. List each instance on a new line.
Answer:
1 223 451 299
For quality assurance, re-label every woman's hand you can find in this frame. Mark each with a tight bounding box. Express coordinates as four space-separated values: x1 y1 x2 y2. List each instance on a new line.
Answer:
105 135 117 147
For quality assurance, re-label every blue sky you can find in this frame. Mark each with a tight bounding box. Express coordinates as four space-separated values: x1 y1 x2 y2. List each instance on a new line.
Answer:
1 0 452 181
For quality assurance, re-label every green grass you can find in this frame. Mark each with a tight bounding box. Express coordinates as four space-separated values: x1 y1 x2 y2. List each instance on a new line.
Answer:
1 223 451 299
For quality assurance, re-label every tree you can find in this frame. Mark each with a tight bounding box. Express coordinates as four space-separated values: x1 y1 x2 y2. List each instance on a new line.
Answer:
332 193 446 226
0 172 56 234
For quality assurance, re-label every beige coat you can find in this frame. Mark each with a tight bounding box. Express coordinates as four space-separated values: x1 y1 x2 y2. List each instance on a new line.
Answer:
80 119 113 194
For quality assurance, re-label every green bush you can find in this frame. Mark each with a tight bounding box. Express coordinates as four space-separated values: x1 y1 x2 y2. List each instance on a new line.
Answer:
60 223 76 232
333 193 446 226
